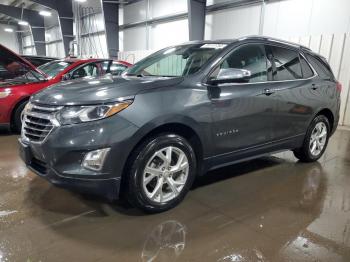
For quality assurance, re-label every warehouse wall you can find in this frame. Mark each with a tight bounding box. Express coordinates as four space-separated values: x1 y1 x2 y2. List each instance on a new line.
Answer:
0 24 19 53
45 25 65 58
120 0 188 52
79 12 108 58
22 32 35 55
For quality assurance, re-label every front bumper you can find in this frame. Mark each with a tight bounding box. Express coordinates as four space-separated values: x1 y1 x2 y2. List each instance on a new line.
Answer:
19 115 139 200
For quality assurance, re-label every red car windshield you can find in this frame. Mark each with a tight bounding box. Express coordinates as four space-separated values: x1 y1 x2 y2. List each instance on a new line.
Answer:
38 61 73 79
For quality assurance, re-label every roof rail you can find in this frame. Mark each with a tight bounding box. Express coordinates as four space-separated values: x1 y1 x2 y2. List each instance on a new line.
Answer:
238 35 312 51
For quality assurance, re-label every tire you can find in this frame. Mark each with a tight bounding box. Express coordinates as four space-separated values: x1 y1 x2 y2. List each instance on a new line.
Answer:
125 134 197 213
293 115 330 162
12 101 27 133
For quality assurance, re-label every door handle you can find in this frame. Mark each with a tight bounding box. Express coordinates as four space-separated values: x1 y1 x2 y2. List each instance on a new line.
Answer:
311 84 319 90
263 88 274 96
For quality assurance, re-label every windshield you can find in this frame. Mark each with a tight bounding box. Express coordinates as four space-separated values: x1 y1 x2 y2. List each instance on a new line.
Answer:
0 60 46 86
125 43 228 77
38 61 73 79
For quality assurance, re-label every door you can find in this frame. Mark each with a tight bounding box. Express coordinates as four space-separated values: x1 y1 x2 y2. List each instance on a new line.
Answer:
264 45 315 140
208 43 279 156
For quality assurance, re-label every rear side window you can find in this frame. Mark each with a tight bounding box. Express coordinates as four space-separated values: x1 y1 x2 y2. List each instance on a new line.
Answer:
306 54 334 80
300 55 314 78
266 45 302 81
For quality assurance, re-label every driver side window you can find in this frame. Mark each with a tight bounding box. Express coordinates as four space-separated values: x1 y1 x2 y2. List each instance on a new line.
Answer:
210 44 268 83
71 63 98 79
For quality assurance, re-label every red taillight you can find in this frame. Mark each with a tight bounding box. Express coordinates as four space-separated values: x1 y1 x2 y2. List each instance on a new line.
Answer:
336 81 342 92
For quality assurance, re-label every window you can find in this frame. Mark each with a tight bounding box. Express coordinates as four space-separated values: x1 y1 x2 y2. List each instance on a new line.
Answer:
210 44 267 83
300 55 314 78
126 43 227 77
266 46 302 81
306 54 334 80
38 61 72 79
109 62 128 76
71 63 98 79
101 61 111 74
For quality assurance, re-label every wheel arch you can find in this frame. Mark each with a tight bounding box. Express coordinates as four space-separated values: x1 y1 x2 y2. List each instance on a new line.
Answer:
119 121 205 196
315 108 335 133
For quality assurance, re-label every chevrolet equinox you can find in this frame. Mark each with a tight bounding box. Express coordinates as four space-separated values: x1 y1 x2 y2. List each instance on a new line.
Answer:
19 36 341 213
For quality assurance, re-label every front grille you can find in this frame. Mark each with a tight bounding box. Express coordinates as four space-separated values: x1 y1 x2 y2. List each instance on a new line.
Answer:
22 103 62 143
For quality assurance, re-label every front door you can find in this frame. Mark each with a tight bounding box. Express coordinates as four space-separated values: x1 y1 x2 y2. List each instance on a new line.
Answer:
208 43 279 156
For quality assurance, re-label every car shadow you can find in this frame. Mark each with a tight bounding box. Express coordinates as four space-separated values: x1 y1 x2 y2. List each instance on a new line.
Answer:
0 127 11 135
26 155 288 218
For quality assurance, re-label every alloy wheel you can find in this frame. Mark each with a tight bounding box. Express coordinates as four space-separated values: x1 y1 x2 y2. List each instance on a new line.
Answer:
142 146 189 203
309 122 327 157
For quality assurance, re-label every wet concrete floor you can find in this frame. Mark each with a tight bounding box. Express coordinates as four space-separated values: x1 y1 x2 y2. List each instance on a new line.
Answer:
0 129 350 261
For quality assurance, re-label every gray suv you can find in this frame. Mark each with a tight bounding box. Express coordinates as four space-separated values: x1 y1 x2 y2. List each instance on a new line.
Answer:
19 36 341 213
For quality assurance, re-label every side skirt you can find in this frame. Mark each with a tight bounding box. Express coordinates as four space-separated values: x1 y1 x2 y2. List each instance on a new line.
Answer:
200 134 305 174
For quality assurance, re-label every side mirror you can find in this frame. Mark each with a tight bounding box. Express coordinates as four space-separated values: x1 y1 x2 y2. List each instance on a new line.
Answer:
209 68 251 85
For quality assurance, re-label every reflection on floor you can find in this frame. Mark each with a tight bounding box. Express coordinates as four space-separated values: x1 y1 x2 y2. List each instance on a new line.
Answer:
0 129 349 261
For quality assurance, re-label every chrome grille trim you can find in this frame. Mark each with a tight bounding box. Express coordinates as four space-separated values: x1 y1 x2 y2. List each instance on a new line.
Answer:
21 103 62 143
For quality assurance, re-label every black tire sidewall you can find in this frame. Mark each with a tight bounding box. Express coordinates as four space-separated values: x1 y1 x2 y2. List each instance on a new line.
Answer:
13 101 27 133
303 115 330 161
128 134 196 212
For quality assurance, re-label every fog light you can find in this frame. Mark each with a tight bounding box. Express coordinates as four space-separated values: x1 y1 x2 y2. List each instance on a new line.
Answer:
82 148 110 171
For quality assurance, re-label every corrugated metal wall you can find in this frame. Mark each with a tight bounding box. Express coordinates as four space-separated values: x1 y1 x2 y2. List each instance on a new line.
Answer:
45 26 64 58
287 34 350 126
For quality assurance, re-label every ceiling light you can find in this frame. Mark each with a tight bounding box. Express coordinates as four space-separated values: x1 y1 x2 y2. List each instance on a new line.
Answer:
74 0 87 2
39 10 51 17
4 28 14 32
18 21 29 26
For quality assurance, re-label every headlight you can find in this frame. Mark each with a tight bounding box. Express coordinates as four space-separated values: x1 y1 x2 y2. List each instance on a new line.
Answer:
0 88 11 98
56 101 132 125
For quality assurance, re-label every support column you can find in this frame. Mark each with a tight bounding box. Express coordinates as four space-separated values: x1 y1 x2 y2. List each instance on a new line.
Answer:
187 0 207 41
102 0 119 58
0 4 46 55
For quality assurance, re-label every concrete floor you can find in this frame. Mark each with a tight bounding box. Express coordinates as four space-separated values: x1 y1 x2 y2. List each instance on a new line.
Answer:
0 129 350 262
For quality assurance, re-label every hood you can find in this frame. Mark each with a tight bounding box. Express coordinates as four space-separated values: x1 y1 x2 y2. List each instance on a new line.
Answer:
0 44 47 82
31 75 184 105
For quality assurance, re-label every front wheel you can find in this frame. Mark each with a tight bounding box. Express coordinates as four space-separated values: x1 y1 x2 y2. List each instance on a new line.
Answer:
293 115 330 162
12 101 27 133
125 134 196 213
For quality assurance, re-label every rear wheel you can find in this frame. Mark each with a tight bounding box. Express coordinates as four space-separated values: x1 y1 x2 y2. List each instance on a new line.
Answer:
293 115 330 162
12 100 27 133
125 134 196 213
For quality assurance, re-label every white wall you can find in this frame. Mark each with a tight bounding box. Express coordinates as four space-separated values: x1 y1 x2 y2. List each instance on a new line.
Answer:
149 0 187 18
205 0 350 41
149 19 188 50
22 33 35 55
123 26 147 51
45 26 64 58
205 4 261 40
0 24 19 53
262 0 350 38
119 0 188 52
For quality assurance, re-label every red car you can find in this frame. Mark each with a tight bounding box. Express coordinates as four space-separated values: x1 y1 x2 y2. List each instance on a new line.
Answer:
0 44 131 132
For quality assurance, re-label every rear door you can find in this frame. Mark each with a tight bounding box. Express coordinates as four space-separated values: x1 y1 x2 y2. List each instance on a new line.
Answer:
264 44 314 140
